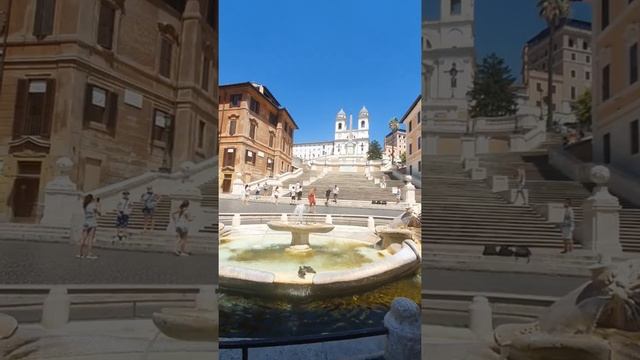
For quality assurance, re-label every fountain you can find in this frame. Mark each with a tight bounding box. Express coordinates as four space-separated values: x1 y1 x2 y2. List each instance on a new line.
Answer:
266 204 335 254
376 207 421 249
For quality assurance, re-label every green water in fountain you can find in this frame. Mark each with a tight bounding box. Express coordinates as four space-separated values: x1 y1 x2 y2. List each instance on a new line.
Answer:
220 234 383 274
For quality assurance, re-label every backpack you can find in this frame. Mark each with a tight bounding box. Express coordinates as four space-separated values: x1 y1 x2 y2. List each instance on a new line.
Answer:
498 245 514 257
482 245 499 256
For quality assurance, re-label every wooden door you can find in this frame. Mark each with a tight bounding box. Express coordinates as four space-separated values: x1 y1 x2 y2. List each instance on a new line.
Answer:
12 177 40 219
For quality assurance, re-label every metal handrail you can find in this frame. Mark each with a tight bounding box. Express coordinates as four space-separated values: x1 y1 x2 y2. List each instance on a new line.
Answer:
219 327 388 360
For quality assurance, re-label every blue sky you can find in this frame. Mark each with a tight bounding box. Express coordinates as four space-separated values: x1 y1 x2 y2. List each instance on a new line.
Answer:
219 1 420 145
424 0 592 82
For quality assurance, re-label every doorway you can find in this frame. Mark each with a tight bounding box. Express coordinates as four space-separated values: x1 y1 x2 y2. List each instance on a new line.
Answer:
12 161 42 222
222 173 232 193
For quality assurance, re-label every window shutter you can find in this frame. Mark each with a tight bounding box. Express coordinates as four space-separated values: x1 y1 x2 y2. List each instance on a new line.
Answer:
41 78 56 138
160 38 172 78
107 91 118 136
12 79 28 139
83 84 93 126
39 0 56 37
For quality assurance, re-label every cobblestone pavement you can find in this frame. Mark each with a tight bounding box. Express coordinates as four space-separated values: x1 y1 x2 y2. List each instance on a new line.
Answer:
423 269 586 296
0 240 216 284
220 199 402 217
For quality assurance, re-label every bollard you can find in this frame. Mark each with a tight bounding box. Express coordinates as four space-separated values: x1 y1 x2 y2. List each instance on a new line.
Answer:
384 297 420 360
469 296 493 342
232 214 241 227
325 214 332 224
368 216 375 231
42 286 70 329
281 213 288 223
196 286 217 312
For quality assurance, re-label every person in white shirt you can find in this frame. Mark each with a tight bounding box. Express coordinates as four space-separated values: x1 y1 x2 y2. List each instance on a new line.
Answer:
173 200 193 256
332 185 339 203
514 167 527 205
77 194 101 259
272 186 280 205
114 191 132 241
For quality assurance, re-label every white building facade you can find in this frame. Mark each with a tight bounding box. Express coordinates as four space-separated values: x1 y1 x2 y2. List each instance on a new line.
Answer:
293 107 371 161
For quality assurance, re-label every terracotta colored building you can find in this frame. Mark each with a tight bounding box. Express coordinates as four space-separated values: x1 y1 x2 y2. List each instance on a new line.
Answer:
401 95 422 178
591 0 640 176
0 0 218 222
384 129 406 163
218 82 298 192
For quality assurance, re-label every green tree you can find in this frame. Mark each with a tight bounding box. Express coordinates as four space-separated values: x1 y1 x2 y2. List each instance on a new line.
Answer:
538 0 571 130
400 152 407 165
571 89 591 131
387 117 400 163
468 53 518 118
367 140 383 160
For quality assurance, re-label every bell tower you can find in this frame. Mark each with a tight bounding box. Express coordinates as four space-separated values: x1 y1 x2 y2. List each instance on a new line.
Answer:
334 109 347 140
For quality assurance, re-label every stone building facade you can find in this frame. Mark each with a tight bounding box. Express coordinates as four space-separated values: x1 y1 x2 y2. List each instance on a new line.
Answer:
384 129 406 163
218 82 297 192
522 19 592 123
401 95 421 178
591 0 640 176
0 0 218 222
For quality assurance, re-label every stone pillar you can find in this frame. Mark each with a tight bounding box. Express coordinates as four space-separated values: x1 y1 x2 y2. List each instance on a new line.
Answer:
509 134 525 152
368 216 375 231
40 158 82 227
475 135 489 154
463 157 479 171
231 172 244 196
232 214 241 227
281 213 288 223
167 162 204 231
460 136 476 160
325 214 332 224
469 296 493 342
196 286 217 312
42 286 70 329
470 167 487 180
384 297 420 360
581 166 623 257
490 175 509 193
402 176 416 205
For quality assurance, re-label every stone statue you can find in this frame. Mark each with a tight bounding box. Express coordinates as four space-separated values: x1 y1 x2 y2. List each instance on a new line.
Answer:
493 259 640 359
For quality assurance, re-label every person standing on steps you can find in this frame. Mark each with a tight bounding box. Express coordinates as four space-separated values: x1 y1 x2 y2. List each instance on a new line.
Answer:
272 185 280 205
141 186 160 234
560 198 575 254
242 185 250 205
332 185 339 204
308 187 317 213
114 191 132 242
77 194 100 260
289 184 296 205
514 167 528 206
297 183 303 201
173 200 193 256
325 188 331 206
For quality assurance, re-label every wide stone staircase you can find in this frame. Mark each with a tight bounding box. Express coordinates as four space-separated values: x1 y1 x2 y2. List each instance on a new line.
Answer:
97 197 172 232
306 172 399 202
478 152 640 252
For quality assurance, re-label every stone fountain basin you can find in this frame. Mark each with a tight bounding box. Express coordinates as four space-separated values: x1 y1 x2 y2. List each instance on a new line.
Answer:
266 221 335 233
152 308 218 342
220 239 421 299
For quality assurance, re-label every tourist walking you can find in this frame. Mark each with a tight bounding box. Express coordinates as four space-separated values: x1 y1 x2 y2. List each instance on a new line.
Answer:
514 167 527 205
77 194 100 260
332 185 339 203
296 183 303 201
141 186 160 233
290 184 297 204
114 191 132 242
173 200 193 256
394 187 401 204
308 188 317 213
560 199 575 254
325 188 331 206
272 185 280 205
242 185 250 205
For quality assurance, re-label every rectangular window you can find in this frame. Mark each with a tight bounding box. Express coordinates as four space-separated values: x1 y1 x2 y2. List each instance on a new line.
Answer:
409 120 412 132
602 0 610 30
552 85 556 94
602 65 611 101
418 136 422 150
409 143 413 155
228 119 236 135
571 70 576 78
536 82 542 92
152 110 172 142
97 1 116 49
269 133 274 147
571 53 576 61
409 165 413 175
450 0 462 15
417 111 421 124
159 38 173 78
223 148 235 167
586 55 591 63
249 122 256 140
12 79 56 139
33 0 56 38
267 158 274 170
249 97 260 114
568 38 574 47
571 86 576 100
83 84 118 134
201 56 210 91
603 133 611 164
631 120 639 155
269 113 278 127
586 71 591 80
198 121 205 149
245 149 256 165
630 43 638 85
230 94 242 107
